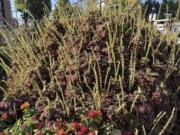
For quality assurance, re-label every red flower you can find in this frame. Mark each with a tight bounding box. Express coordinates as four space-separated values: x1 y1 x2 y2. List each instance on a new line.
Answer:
94 111 102 116
37 131 43 135
80 125 87 134
71 122 80 129
88 111 95 119
38 122 43 129
57 129 64 135
123 131 134 135
88 110 102 119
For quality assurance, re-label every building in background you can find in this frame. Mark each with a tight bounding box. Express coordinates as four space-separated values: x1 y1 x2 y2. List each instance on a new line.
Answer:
0 0 14 26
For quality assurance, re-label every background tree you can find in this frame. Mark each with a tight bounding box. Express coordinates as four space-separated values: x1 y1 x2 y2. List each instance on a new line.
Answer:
53 0 70 19
143 0 160 19
57 0 69 7
160 0 178 18
143 0 178 19
28 0 52 20
14 0 51 24
14 0 29 24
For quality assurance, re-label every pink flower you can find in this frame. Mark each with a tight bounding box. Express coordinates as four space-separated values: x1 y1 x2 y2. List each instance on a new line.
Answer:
80 125 87 134
88 110 102 119
54 121 59 128
71 122 80 129
57 129 64 135
45 119 51 128
88 111 95 119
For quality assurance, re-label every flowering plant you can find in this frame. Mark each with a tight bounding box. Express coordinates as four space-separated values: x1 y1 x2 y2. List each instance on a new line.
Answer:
1 107 113 135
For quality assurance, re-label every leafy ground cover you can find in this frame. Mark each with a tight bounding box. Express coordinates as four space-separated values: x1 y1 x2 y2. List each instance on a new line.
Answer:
0 1 180 135
1 105 111 135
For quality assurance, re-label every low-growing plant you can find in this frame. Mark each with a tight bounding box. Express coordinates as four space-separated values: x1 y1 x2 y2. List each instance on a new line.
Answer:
1 105 112 135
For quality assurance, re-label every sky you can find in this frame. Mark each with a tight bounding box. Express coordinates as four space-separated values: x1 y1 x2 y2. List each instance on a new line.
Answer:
51 0 57 9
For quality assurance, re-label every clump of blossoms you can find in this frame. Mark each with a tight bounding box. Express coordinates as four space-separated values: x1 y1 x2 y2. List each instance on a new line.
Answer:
0 104 135 135
88 111 102 119
54 110 109 135
1 108 113 135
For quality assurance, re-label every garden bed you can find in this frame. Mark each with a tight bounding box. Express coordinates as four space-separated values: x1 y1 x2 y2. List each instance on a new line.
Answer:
0 3 180 135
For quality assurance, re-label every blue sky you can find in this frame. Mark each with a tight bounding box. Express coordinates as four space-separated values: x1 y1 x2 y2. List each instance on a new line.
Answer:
51 0 57 8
